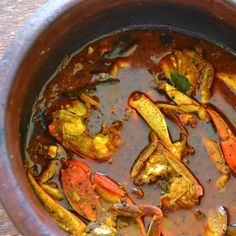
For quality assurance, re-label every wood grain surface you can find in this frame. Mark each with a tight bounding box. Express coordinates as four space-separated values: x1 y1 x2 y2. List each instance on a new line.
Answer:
0 1 48 235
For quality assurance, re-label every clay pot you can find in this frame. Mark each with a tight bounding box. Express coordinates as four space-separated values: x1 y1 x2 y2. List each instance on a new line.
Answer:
0 0 235 235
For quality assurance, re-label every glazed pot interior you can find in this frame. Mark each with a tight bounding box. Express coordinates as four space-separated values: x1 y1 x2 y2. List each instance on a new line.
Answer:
3 0 236 235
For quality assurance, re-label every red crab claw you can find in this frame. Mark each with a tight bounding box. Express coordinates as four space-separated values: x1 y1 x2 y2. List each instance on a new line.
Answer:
207 107 236 173
60 160 102 222
110 203 163 236
93 172 146 235
93 173 128 204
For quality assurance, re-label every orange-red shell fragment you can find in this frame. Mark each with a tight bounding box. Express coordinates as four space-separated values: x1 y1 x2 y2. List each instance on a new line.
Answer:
61 160 102 221
207 108 236 174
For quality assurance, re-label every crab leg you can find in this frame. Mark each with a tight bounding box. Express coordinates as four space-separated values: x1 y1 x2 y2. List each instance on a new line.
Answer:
48 99 122 162
28 173 86 235
157 83 209 121
207 107 236 174
110 203 163 236
39 161 58 184
203 138 231 192
130 131 158 178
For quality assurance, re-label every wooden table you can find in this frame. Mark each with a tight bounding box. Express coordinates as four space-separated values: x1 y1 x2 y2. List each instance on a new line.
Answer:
0 1 48 234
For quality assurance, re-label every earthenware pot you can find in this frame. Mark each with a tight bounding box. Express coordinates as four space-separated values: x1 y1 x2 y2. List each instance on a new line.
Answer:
0 0 235 235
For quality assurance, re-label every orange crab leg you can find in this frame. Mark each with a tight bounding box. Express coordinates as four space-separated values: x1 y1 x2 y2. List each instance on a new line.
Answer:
207 107 236 174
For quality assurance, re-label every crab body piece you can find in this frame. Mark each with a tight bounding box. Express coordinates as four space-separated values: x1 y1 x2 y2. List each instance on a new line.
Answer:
61 160 102 221
48 99 122 161
159 49 215 103
60 160 164 236
132 143 203 209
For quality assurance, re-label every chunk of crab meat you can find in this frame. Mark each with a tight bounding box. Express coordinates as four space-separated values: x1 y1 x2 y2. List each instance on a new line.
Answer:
160 176 202 209
28 173 86 235
134 148 170 186
205 206 227 236
217 71 236 93
85 213 117 236
207 107 236 174
157 83 209 121
38 161 58 184
93 172 146 235
48 99 122 161
203 138 231 192
61 160 102 221
130 130 158 178
159 49 214 103
110 203 163 236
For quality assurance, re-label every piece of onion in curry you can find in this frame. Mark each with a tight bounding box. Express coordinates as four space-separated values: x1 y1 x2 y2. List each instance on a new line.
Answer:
25 29 236 236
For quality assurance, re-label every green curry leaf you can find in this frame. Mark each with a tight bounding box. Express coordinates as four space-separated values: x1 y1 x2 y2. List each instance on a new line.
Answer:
170 72 190 94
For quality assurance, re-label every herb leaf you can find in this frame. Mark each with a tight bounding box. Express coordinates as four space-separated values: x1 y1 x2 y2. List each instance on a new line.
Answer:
170 72 190 93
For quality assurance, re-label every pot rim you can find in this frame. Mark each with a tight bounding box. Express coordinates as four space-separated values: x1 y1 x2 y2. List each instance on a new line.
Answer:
0 0 236 235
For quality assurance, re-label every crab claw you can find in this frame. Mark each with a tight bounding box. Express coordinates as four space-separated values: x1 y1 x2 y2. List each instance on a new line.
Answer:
60 160 102 221
110 203 163 236
128 92 173 147
207 107 236 174
93 172 128 204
